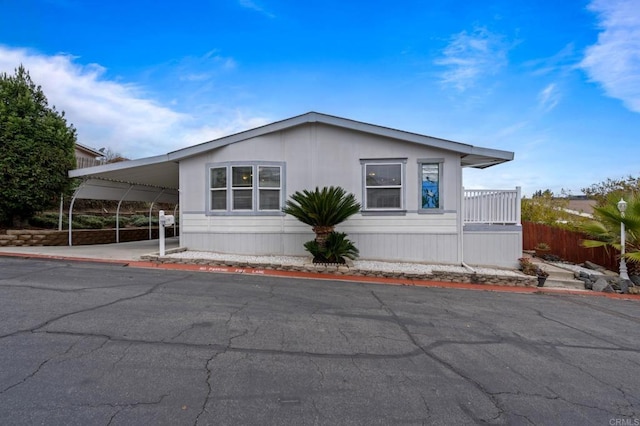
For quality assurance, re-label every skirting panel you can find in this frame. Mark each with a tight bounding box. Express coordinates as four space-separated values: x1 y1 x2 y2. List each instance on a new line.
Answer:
463 231 522 268
181 231 459 264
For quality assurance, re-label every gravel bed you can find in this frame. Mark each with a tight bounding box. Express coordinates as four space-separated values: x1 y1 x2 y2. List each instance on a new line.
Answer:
166 250 520 277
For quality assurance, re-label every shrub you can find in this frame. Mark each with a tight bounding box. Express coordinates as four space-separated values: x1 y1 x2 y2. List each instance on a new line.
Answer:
130 215 159 227
304 231 359 264
74 215 107 229
29 212 64 229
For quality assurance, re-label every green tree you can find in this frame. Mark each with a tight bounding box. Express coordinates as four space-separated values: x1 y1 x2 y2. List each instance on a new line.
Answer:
581 176 640 206
580 193 640 273
0 65 76 226
521 189 577 227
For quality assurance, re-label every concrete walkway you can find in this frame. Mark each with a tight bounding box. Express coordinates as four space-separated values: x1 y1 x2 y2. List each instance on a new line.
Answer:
0 237 180 261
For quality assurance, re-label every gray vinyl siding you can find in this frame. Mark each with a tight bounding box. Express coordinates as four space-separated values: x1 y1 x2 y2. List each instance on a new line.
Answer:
178 122 518 266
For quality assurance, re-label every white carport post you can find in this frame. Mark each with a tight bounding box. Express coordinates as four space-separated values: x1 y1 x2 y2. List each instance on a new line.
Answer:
68 181 87 246
173 204 179 236
148 189 165 240
115 185 134 243
58 194 64 231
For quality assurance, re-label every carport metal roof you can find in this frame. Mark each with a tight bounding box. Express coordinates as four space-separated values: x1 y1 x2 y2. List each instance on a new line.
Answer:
67 155 179 246
69 154 179 203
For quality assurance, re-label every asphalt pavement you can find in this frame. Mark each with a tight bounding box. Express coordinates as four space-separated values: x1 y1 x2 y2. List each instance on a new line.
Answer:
0 256 639 425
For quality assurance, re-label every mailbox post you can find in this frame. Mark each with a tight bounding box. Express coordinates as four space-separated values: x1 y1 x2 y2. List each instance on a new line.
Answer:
159 210 175 257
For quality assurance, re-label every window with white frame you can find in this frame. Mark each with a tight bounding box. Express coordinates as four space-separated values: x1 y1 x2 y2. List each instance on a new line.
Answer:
208 162 284 214
418 159 442 211
361 159 406 210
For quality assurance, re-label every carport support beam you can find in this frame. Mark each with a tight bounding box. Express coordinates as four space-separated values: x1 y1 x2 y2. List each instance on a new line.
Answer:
68 181 88 246
116 185 134 243
148 189 165 240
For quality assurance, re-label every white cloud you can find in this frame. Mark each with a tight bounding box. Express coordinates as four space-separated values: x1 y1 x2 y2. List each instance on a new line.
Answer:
0 46 268 158
238 0 275 18
580 0 640 113
435 27 509 92
175 50 237 82
525 43 578 76
538 83 560 112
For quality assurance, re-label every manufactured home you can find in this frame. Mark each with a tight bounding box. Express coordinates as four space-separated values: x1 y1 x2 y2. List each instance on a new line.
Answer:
70 112 521 268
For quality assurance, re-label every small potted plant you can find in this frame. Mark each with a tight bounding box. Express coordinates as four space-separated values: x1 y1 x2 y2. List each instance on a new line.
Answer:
534 242 551 258
519 257 549 287
535 267 549 287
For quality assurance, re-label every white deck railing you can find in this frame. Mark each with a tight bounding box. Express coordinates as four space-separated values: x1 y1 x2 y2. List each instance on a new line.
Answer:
463 187 521 225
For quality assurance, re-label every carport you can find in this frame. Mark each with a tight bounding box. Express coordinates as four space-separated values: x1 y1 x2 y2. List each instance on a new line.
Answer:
67 154 179 246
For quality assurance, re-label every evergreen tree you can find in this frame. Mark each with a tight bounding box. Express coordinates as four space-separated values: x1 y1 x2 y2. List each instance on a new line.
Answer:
0 65 76 226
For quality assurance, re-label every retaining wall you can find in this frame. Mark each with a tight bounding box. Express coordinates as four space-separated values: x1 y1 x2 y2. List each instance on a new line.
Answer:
0 227 179 247
143 253 536 287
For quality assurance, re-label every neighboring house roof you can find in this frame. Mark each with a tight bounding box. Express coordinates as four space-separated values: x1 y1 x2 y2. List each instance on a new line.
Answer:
69 112 514 202
566 198 596 216
75 142 103 157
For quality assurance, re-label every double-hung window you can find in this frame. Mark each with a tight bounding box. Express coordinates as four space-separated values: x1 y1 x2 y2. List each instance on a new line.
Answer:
361 159 406 211
208 162 284 214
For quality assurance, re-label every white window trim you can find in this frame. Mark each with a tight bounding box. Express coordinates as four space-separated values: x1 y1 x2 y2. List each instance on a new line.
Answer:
417 158 444 214
206 161 286 216
209 166 228 212
360 158 407 212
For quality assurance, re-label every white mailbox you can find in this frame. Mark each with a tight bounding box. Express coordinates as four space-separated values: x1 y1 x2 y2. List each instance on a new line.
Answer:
159 210 175 227
162 214 175 226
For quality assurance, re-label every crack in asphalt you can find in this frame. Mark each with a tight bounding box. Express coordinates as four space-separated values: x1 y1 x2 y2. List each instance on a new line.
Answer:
534 308 628 349
103 393 169 426
557 296 640 324
0 281 151 293
370 289 507 423
0 264 69 282
370 290 640 422
0 337 79 395
194 283 278 425
30 329 426 359
0 274 192 340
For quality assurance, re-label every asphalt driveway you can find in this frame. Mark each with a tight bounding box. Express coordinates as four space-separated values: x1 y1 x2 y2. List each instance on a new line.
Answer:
0 256 639 425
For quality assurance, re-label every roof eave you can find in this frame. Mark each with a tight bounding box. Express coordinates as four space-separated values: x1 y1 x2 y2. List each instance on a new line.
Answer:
167 111 513 163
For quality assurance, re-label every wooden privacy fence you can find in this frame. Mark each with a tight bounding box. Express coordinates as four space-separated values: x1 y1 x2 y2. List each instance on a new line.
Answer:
522 221 619 272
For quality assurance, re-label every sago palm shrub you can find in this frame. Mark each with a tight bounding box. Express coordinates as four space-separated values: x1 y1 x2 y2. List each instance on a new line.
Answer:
282 186 361 263
304 232 359 264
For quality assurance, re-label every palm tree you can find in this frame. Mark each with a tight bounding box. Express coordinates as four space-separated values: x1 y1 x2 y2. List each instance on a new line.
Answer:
580 193 640 274
282 186 361 248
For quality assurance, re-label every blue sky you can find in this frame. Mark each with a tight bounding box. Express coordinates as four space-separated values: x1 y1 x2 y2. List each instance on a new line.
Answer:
1 0 639 196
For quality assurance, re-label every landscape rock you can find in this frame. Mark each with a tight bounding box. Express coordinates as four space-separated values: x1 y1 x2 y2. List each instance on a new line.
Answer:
593 277 614 293
584 261 606 271
619 279 631 294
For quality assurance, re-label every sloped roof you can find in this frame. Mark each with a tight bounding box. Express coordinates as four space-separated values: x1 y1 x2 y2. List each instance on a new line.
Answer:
74 142 103 157
69 112 514 202
168 112 514 168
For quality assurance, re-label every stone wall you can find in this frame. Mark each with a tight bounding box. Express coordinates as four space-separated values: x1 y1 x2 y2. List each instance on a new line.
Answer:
0 227 179 247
